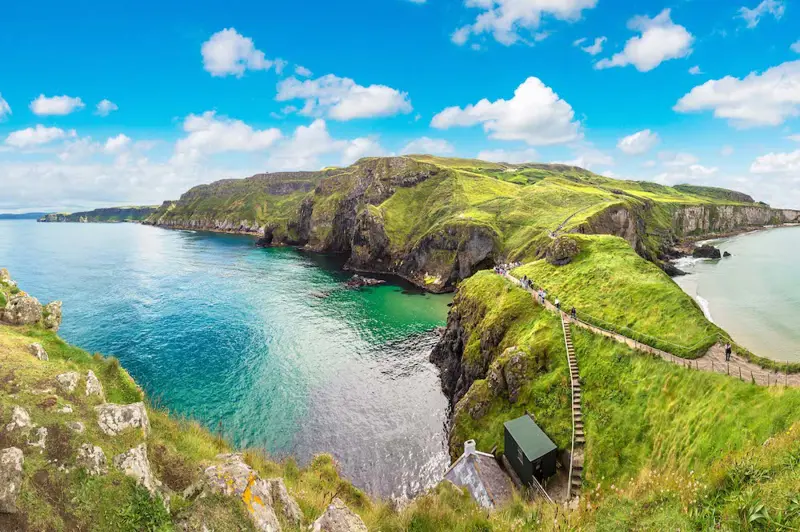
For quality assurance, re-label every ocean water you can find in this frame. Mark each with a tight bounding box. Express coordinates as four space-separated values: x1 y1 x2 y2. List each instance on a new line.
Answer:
0 220 453 499
674 226 800 362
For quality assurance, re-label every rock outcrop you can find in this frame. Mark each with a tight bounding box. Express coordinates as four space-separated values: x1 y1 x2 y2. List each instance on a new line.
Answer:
56 372 79 394
5 406 32 433
113 444 163 497
77 444 108 475
0 447 24 513
85 370 104 398
312 498 368 532
28 343 48 361
692 244 722 259
2 295 43 325
546 236 580 266
43 301 62 331
203 453 284 532
95 402 150 436
267 478 302 526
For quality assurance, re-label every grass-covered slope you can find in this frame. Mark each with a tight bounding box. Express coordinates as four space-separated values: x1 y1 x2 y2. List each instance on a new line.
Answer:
513 234 721 357
39 206 158 223
146 155 797 293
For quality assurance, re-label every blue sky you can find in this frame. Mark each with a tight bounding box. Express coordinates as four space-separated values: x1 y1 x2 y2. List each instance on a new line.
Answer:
1 0 800 212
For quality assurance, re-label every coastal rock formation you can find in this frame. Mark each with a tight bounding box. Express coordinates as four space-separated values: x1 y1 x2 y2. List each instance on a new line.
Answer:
95 402 150 436
28 343 48 361
38 206 158 223
113 444 163 497
77 444 108 475
312 498 368 532
267 478 302 526
0 447 24 513
344 275 385 289
2 295 43 325
43 301 62 331
203 453 283 532
693 244 722 259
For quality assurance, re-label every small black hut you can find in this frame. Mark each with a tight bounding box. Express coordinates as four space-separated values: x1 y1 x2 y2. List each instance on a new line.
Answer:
503 415 557 487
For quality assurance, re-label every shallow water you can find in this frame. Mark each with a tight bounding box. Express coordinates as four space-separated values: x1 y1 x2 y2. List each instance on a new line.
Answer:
0 220 453 498
674 226 800 362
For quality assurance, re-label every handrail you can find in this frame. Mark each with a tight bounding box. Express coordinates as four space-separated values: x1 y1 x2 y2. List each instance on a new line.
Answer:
561 313 576 501
531 473 554 504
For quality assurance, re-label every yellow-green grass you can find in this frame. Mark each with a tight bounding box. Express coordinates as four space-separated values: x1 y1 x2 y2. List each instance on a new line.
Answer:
513 234 720 357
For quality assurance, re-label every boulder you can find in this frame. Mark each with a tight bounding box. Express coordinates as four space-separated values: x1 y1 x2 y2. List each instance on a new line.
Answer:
43 301 62 331
57 405 73 414
692 244 722 259
723 251 732 258
66 421 85 434
5 406 32 433
312 498 368 532
0 447 24 513
502 348 530 404
203 453 281 532
27 427 47 449
0 268 10 283
56 372 79 394
267 478 302 526
2 294 43 325
113 444 163 497
77 443 107 476
546 236 580 266
85 370 104 399
344 275 385 289
28 343 49 361
95 402 150 436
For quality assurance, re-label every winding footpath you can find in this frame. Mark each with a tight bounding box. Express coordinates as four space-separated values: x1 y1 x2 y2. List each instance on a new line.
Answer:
504 273 800 388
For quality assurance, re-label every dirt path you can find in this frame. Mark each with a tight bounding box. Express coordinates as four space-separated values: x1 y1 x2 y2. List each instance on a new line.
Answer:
503 273 799 388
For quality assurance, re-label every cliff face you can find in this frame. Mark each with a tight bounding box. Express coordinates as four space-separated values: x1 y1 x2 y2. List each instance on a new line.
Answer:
39 206 158 223
672 204 800 235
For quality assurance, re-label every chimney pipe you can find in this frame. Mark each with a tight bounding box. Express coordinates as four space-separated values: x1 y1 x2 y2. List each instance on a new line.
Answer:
464 439 476 457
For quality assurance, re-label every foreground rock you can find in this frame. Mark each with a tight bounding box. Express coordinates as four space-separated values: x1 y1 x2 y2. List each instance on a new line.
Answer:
114 444 163 497
1 295 43 326
43 301 63 331
312 498 368 532
56 372 79 393
77 444 108 475
85 370 104 398
95 402 150 436
268 478 302 526
27 342 49 361
203 453 286 531
546 236 580 266
5 406 32 433
0 447 24 513
692 244 722 259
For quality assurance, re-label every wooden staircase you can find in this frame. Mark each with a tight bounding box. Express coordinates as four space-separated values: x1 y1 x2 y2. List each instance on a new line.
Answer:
562 313 585 499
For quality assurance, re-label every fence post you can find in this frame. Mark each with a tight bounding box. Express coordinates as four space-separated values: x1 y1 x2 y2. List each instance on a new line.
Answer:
739 366 742 381
711 360 714 372
727 363 730 375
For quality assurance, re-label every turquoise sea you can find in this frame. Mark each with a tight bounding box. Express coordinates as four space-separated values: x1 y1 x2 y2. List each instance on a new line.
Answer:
674 225 800 362
0 220 453 498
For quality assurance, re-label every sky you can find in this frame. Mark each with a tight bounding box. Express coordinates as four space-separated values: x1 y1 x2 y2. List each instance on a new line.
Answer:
1 0 800 212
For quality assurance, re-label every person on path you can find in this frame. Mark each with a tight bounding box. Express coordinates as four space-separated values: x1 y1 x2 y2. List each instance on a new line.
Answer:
555 298 561 311
725 343 732 362
570 307 577 320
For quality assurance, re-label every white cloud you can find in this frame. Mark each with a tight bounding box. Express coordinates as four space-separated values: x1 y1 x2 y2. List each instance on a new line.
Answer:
0 94 11 120
554 147 614 169
721 145 735 156
788 134 800 142
276 74 412 121
674 60 800 127
5 125 75 148
401 137 455 155
688 65 702 75
104 134 132 154
58 137 101 162
452 0 598 46
173 111 282 163
430 77 580 145
750 149 800 174
595 9 694 72
577 36 606 55
792 40 800 54
295 65 313 77
737 0 784 29
29 94 85 116
617 129 659 155
266 119 385 170
96 99 118 116
654 164 718 185
477 147 539 163
201 28 277 77
660 151 698 167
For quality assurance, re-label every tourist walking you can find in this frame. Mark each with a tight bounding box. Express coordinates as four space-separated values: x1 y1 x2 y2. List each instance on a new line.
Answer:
725 343 732 362
555 298 561 311
570 307 577 320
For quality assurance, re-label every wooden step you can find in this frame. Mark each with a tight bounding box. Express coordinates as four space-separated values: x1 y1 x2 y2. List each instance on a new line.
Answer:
575 436 585 444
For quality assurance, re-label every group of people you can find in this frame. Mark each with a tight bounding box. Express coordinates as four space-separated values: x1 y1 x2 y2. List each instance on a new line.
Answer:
496 265 578 320
492 261 522 276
